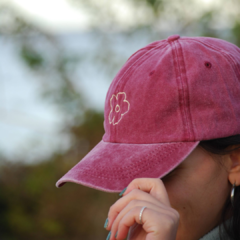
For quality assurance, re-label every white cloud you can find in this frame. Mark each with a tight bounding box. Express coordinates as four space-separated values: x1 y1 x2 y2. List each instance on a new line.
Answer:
7 0 90 32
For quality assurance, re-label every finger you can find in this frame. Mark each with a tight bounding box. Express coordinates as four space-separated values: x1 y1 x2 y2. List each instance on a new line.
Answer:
106 189 164 230
127 223 142 240
110 206 144 240
110 200 174 239
123 178 170 206
114 207 179 240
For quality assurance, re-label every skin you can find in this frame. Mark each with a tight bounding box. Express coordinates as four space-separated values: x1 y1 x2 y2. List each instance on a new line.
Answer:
162 146 232 240
105 145 240 240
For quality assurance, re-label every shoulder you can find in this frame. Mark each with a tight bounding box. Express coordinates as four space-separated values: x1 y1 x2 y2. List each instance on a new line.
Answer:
199 219 232 240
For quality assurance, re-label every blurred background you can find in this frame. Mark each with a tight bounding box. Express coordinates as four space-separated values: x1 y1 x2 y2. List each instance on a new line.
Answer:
0 0 240 239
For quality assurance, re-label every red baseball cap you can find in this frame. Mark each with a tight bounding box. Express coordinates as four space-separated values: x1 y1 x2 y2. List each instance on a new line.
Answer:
56 35 240 192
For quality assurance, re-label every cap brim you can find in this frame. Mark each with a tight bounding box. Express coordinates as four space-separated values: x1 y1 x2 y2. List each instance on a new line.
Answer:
56 140 199 192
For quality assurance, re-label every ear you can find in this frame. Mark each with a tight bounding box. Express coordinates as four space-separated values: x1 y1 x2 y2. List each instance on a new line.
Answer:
228 147 240 186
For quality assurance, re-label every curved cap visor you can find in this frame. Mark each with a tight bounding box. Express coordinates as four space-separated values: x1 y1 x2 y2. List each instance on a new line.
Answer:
56 140 199 192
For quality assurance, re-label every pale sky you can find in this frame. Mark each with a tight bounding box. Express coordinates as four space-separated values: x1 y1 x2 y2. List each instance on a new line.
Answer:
1 0 230 33
6 0 90 32
4 0 138 33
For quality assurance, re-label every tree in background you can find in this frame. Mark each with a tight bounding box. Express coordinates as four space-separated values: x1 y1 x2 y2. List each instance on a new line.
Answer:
0 0 240 239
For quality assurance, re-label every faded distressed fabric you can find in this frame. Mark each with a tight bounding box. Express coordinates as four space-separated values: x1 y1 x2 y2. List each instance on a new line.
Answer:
57 35 240 192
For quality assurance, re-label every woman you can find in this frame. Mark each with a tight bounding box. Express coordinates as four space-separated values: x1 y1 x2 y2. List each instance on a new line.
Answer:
57 35 240 240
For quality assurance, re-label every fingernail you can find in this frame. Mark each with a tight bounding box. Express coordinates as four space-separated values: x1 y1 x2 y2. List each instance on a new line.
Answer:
106 231 111 240
119 187 127 197
115 231 118 238
104 218 109 228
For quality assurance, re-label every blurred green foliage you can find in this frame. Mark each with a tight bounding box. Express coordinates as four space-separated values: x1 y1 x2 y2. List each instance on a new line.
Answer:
0 0 240 239
0 111 119 240
0 160 119 239
20 46 44 69
233 21 240 47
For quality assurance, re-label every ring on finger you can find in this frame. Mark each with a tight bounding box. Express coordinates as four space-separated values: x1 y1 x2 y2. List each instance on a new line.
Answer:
139 206 147 224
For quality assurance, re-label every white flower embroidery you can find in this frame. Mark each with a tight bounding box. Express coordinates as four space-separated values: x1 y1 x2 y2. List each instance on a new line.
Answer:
109 92 130 125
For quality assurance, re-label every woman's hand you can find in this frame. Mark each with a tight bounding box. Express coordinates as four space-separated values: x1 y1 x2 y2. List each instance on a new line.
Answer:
105 178 179 240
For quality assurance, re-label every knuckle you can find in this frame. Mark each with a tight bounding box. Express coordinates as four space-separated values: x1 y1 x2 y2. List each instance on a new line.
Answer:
132 178 140 183
172 209 180 219
155 178 164 186
130 178 140 186
153 178 161 186
167 217 176 228
175 210 180 219
129 199 138 207
109 204 115 213
167 209 180 223
162 214 177 229
108 198 121 214
130 188 140 196
131 206 140 215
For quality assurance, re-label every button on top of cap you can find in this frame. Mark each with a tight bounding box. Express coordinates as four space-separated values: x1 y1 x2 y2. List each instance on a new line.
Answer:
167 34 180 42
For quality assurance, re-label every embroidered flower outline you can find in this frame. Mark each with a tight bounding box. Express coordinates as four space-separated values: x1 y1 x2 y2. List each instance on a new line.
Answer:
109 92 130 125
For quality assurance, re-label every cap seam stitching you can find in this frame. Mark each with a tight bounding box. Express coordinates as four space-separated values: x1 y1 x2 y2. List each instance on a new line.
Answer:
177 40 195 141
172 40 189 140
115 42 169 91
175 40 190 140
